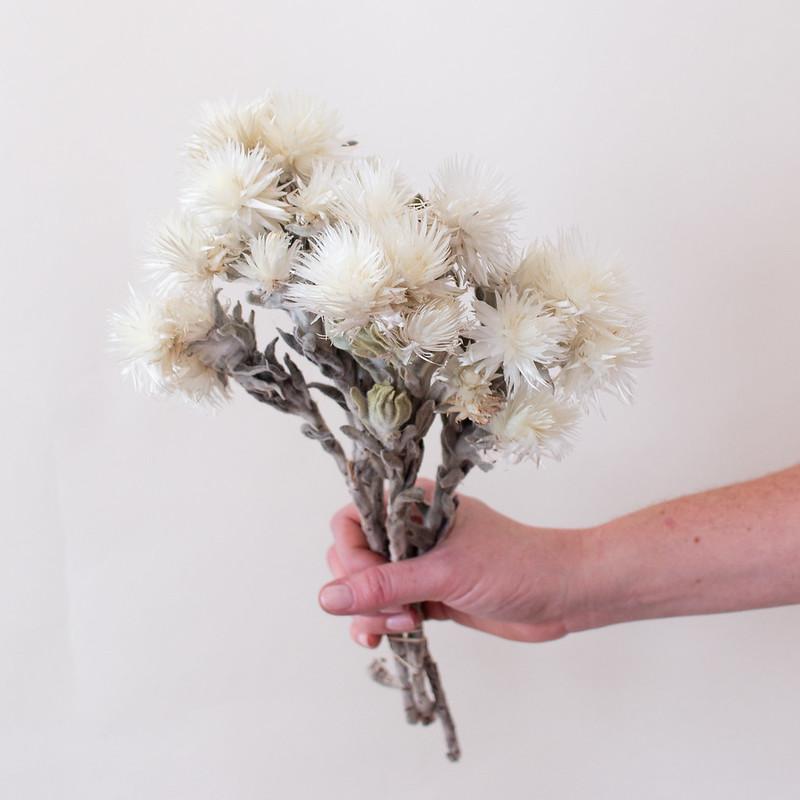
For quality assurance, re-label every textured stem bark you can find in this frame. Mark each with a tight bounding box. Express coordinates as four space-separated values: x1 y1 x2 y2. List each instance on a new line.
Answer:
220 305 472 760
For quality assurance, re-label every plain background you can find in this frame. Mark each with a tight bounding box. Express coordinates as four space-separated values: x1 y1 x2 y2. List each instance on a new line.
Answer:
3 1 799 797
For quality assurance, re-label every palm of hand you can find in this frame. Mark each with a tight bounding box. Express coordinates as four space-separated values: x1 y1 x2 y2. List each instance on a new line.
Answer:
325 485 579 647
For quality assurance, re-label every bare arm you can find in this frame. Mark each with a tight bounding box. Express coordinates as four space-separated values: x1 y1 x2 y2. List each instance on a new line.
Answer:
569 464 800 632
319 465 800 646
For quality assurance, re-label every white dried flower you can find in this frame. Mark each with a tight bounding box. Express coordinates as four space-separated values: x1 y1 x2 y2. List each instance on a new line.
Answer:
145 212 227 291
429 157 519 286
398 297 468 359
514 234 649 404
287 224 403 335
289 159 342 227
182 142 289 246
185 96 271 160
379 211 452 290
440 362 502 425
233 232 297 292
110 287 227 403
488 389 579 463
259 92 343 178
463 286 569 393
335 159 415 225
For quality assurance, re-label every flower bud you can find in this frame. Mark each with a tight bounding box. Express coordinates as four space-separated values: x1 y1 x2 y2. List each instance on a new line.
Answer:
366 383 413 440
188 301 256 373
349 325 392 359
349 387 368 419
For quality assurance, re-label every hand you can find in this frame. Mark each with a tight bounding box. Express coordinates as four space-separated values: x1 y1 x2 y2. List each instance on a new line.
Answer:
319 480 586 648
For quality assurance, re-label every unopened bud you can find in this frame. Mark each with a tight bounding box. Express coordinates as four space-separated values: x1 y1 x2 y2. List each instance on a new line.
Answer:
366 383 413 440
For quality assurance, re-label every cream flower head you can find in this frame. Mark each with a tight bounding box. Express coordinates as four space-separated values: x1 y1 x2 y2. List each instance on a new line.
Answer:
110 286 226 403
258 92 343 178
233 232 297 294
488 388 579 463
429 157 519 286
463 286 569 393
287 224 403 335
514 234 649 404
182 142 289 246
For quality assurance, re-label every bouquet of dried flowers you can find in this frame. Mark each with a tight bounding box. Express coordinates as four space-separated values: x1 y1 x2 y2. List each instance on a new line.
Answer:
111 91 648 760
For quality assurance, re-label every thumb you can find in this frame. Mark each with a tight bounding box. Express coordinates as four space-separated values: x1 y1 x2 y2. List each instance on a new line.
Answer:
318 555 447 616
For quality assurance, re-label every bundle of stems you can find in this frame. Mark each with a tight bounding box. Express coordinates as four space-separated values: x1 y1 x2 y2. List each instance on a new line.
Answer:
194 297 475 759
111 90 648 761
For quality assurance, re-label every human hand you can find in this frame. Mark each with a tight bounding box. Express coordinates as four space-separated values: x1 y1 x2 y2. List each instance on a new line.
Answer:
319 480 586 647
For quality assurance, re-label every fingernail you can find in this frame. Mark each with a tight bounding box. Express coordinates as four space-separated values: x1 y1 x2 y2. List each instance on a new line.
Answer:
386 613 415 632
356 633 372 648
320 584 353 612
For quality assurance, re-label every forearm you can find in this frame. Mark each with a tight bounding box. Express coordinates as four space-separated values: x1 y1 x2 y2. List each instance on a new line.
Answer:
567 465 800 632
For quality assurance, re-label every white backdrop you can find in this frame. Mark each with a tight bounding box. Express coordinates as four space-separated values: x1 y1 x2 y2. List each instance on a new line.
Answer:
3 1 800 797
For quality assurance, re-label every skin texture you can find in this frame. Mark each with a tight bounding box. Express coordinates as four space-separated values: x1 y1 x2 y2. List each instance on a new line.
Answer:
320 464 800 649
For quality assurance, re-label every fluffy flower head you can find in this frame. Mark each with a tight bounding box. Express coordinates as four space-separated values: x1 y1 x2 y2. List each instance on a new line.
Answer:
463 286 569 392
145 212 226 291
110 287 226 403
259 92 343 177
429 157 519 286
514 234 649 404
287 224 403 335
397 297 468 359
439 362 502 425
289 159 342 228
185 95 272 160
488 389 579 463
335 159 414 225
379 212 452 290
234 232 297 292
182 142 289 245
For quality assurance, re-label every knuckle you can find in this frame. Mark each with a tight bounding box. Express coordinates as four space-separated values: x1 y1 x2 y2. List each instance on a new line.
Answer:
358 566 394 609
424 550 458 598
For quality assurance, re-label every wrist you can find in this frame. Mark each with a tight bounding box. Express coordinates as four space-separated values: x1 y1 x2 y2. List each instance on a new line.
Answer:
562 521 632 634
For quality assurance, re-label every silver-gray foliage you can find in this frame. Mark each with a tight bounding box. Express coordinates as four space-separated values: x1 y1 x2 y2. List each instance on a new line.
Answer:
191 294 488 761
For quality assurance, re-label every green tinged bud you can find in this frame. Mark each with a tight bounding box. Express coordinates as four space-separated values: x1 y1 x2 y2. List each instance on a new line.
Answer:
326 323 390 359
349 326 392 359
349 387 368 419
366 383 413 440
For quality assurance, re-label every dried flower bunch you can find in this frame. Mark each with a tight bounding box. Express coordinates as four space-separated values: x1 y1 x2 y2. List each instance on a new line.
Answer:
111 91 648 760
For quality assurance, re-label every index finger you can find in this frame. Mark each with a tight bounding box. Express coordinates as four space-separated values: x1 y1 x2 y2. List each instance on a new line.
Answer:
330 504 386 574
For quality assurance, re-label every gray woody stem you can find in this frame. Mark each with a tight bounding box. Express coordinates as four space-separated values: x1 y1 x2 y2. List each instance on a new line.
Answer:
198 301 472 761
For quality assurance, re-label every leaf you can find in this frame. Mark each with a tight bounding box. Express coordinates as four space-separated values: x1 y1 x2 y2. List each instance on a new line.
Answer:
380 450 404 473
264 337 279 364
414 399 435 434
438 468 463 490
308 382 348 411
340 425 382 453
277 328 304 357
